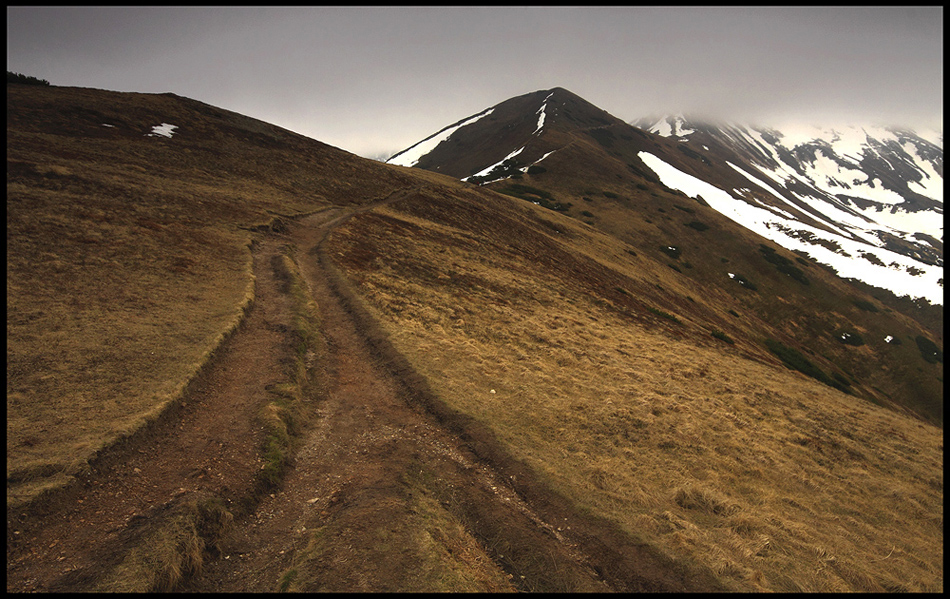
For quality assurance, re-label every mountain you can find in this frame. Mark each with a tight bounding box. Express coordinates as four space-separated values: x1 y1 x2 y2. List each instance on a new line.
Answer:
389 90 943 307
387 87 943 421
388 87 626 180
7 81 944 593
633 115 943 303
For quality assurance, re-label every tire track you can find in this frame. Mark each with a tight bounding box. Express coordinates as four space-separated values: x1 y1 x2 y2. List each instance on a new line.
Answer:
6 235 300 592
181 193 616 591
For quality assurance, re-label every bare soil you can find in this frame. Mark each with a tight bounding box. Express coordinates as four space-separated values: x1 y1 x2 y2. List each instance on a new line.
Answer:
6 197 720 592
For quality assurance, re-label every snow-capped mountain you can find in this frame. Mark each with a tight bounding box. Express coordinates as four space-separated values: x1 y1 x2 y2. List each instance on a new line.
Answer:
632 115 943 304
387 89 943 305
388 87 624 182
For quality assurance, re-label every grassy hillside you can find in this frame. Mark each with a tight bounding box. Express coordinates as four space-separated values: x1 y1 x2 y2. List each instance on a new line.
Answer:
325 185 943 591
6 83 414 504
7 82 943 592
398 88 942 423
478 121 944 424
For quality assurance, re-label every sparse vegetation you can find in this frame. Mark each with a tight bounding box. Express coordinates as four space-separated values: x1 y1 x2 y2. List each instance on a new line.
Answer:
468 158 523 184
731 273 758 291
711 329 735 344
7 71 50 86
915 335 943 364
764 339 849 393
497 183 571 211
853 299 879 312
759 244 809 284
94 496 233 592
587 128 616 147
255 252 317 494
659 245 681 259
686 220 710 231
676 144 709 164
835 330 866 347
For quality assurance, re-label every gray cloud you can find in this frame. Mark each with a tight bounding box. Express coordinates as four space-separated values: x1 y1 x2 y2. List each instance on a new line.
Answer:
7 6 942 158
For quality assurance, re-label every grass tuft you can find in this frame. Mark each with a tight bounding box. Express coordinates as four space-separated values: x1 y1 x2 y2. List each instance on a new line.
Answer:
95 496 233 592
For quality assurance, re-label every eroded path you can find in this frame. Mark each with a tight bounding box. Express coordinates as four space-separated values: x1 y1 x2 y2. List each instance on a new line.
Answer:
6 231 300 592
8 193 717 592
180 203 612 591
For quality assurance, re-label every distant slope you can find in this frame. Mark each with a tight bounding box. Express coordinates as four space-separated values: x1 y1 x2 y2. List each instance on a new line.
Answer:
390 91 942 306
633 115 943 304
386 87 944 424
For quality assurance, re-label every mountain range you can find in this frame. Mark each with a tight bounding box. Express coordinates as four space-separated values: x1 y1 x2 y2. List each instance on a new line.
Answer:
388 88 943 306
6 80 944 593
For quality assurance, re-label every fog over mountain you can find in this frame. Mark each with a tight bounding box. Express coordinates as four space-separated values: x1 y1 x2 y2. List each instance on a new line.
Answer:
5 6 942 159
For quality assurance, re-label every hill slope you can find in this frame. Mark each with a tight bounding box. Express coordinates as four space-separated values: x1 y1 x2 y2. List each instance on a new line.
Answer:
633 114 943 303
7 82 944 592
387 87 944 425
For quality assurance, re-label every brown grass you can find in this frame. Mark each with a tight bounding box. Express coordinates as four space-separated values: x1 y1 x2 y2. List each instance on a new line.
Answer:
326 189 943 592
278 460 518 593
6 83 415 506
92 495 234 592
8 82 942 591
6 176 254 502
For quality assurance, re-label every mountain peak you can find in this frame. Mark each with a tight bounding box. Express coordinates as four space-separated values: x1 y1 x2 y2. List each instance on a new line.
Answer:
387 86 624 181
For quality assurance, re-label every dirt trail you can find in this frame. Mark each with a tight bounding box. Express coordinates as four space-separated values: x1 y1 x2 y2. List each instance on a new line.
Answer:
179 200 612 591
6 231 300 592
8 192 719 592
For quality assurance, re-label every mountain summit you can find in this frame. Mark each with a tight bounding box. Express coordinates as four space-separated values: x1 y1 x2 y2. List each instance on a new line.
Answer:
388 87 624 181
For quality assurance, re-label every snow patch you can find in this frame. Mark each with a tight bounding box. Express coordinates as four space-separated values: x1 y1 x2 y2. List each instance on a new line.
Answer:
388 108 495 167
650 118 672 137
463 145 526 182
534 92 555 135
147 123 177 138
637 151 943 304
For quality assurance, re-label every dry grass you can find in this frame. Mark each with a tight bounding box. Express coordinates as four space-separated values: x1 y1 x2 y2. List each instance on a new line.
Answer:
6 83 415 506
6 178 254 501
93 496 234 592
327 190 943 592
8 82 942 590
279 461 517 593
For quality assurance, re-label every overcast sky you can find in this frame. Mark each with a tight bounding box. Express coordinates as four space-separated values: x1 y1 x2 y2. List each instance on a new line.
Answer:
7 6 944 159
